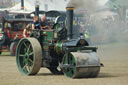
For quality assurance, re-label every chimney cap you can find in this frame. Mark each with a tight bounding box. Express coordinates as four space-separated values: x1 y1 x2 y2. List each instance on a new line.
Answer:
66 7 74 10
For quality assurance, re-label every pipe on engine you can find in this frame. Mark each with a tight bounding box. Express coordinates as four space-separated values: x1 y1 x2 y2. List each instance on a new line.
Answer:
66 7 74 40
21 0 24 10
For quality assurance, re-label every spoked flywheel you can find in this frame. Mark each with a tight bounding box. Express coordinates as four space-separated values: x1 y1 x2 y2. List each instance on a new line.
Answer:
61 52 101 78
16 38 42 75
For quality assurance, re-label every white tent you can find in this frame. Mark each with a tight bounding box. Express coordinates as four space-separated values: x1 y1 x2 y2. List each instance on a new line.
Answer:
9 0 69 12
0 0 110 13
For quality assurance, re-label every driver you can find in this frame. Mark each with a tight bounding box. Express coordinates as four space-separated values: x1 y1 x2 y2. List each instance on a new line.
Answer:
32 16 40 30
40 16 49 29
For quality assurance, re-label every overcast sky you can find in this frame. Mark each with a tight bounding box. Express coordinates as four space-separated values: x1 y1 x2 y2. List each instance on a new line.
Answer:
98 0 109 6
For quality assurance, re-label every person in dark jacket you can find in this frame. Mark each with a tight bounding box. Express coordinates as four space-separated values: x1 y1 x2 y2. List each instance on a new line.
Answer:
32 16 40 30
40 16 49 29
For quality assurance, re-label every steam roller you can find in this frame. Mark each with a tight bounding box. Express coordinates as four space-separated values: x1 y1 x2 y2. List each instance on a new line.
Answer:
16 7 102 78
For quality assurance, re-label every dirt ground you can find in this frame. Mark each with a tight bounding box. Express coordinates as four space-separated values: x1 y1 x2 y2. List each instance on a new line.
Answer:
0 42 128 85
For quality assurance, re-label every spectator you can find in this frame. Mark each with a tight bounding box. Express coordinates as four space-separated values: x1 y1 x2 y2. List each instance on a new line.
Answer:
23 24 32 37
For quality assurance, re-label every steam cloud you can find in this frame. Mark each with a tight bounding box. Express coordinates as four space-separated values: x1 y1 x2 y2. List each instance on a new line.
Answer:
67 0 98 14
67 0 128 45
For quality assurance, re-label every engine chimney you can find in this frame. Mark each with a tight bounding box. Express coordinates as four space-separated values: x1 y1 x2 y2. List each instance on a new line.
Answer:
35 5 39 17
66 7 74 40
21 0 24 10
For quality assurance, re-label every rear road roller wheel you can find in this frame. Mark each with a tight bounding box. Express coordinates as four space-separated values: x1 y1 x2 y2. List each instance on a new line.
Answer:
16 38 42 75
62 52 101 78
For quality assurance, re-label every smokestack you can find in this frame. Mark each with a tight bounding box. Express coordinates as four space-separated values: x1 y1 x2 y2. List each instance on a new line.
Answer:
66 7 74 40
2 17 5 32
21 0 24 10
35 5 39 16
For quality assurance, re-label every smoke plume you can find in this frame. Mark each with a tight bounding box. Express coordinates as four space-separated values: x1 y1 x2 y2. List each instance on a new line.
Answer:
67 0 98 14
67 0 128 45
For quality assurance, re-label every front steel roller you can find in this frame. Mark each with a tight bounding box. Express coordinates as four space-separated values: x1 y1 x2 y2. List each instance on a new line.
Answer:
16 38 42 75
62 52 101 78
